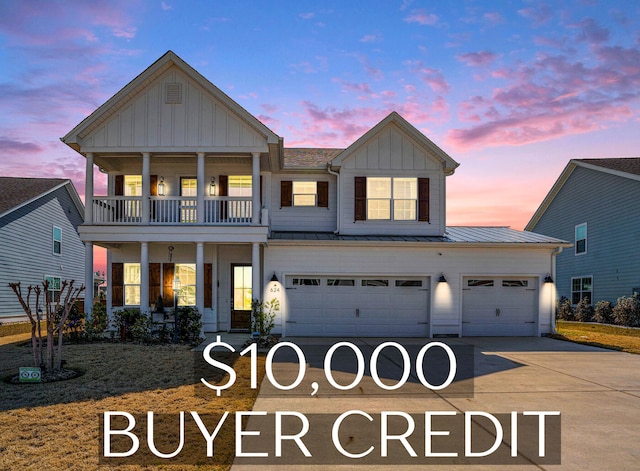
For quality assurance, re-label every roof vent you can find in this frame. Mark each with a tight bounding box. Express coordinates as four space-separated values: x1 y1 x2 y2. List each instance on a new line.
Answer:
165 83 182 104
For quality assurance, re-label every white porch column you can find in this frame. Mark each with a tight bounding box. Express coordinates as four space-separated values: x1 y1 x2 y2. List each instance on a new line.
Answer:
252 152 260 225
142 152 150 224
196 242 205 336
140 242 149 314
197 152 205 224
252 242 261 304
84 242 93 319
85 152 94 223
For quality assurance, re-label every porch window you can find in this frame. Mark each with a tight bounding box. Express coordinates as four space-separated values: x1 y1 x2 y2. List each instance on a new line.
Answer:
571 276 592 304
229 176 252 220
44 276 61 302
124 176 142 196
175 263 196 306
53 226 62 255
124 263 141 305
293 181 317 206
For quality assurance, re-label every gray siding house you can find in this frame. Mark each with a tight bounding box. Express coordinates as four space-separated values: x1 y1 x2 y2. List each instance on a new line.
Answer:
526 158 640 305
0 177 85 322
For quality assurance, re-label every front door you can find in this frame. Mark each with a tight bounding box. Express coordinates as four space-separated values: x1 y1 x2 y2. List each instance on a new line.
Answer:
231 264 252 331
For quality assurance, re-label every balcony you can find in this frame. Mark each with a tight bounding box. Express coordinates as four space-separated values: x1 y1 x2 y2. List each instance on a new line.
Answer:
91 196 253 225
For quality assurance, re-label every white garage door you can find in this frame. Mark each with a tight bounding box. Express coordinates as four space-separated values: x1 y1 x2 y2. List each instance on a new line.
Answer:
462 277 538 336
285 276 430 337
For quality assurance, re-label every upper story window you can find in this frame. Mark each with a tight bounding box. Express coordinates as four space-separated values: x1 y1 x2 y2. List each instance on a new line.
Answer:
293 181 317 206
124 175 142 196
53 226 62 255
366 177 417 220
575 223 587 255
355 176 429 222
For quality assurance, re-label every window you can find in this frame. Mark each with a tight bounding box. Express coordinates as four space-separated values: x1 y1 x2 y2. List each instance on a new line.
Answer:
53 226 62 255
396 280 423 287
293 181 317 206
233 265 252 311
572 277 592 304
229 176 252 197
362 279 389 287
124 263 140 305
175 263 196 306
44 276 61 302
366 177 417 220
327 279 355 286
575 223 587 255
468 279 494 287
503 280 529 287
292 278 321 286
180 177 197 222
124 176 142 196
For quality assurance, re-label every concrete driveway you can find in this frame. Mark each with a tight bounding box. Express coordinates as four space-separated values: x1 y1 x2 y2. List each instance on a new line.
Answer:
227 336 640 470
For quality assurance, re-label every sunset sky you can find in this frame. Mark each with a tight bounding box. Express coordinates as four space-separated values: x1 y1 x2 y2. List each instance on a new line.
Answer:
1 1 639 272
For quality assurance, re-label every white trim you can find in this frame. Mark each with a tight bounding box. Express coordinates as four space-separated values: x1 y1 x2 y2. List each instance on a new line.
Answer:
570 275 594 305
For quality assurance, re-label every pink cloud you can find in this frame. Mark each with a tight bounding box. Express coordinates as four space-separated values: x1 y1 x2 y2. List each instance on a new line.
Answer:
570 18 610 45
404 9 439 25
405 61 450 93
456 51 497 67
517 3 553 26
0 138 43 154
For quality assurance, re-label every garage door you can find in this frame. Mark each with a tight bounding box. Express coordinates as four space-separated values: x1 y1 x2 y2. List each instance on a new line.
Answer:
285 276 430 337
462 277 537 336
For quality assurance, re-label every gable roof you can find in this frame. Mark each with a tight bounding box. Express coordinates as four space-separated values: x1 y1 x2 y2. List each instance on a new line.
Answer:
329 112 459 174
283 148 344 169
525 157 640 231
0 177 84 219
61 50 280 152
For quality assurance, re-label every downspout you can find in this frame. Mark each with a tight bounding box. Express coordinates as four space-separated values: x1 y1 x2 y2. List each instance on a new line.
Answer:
327 163 340 234
550 246 564 334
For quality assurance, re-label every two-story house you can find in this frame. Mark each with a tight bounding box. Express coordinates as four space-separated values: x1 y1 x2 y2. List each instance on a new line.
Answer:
526 158 640 305
0 177 85 322
62 51 568 337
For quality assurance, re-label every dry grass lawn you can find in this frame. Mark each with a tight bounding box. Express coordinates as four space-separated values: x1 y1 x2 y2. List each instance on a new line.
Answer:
555 321 640 355
0 333 264 470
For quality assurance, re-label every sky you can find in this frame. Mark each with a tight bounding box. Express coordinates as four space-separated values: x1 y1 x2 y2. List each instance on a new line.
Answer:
1 0 639 273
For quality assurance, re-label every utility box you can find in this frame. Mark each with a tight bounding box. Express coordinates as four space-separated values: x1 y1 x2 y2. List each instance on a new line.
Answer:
19 367 41 383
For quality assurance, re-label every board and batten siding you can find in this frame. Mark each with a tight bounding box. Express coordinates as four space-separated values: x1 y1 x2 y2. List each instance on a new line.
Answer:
269 173 337 232
82 66 267 151
337 123 446 236
531 166 640 304
264 244 556 336
0 187 85 320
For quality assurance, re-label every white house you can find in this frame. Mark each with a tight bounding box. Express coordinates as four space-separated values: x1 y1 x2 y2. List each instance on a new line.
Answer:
0 177 85 322
62 51 568 337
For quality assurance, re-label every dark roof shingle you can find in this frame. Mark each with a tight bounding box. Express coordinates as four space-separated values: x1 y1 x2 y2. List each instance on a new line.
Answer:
0 177 69 215
283 148 344 168
577 158 640 176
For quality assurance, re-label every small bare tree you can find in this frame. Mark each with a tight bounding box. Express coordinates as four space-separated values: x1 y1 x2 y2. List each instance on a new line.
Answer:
8 280 85 373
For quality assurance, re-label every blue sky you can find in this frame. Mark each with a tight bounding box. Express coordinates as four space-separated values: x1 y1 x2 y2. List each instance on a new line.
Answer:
1 0 639 231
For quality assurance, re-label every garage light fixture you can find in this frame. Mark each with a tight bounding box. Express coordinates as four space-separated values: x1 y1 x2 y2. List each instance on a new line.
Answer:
438 274 447 283
270 272 279 282
544 273 554 283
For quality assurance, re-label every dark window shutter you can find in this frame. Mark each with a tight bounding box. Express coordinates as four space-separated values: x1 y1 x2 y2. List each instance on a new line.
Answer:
205 263 213 308
150 175 158 197
218 175 228 196
317 181 329 208
281 180 293 207
114 175 124 196
149 263 161 306
112 263 124 307
354 177 366 221
163 263 175 307
418 178 430 222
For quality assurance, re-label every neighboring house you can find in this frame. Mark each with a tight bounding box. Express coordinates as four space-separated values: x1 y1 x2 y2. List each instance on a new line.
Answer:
526 158 640 306
0 177 85 322
61 51 569 337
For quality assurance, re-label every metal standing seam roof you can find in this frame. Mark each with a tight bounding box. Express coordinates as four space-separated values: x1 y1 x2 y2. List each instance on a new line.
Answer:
270 227 569 244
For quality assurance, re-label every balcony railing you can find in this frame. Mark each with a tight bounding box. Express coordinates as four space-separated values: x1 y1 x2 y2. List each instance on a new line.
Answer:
91 196 253 225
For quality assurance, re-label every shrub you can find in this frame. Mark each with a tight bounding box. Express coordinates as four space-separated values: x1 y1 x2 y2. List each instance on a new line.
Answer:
556 297 574 321
56 302 84 342
252 299 279 337
612 295 640 327
112 308 144 341
84 302 109 339
175 306 203 345
129 314 153 342
574 297 594 322
593 300 613 324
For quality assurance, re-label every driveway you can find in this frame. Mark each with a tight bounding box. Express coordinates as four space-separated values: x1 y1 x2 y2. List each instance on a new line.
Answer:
227 336 640 470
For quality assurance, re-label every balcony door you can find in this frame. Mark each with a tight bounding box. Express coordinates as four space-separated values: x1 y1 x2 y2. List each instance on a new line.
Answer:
231 264 252 331
180 177 197 223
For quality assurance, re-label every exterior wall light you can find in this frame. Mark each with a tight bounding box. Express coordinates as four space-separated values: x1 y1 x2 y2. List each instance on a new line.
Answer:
438 274 447 283
544 274 554 283
209 177 216 196
270 272 279 282
158 176 166 196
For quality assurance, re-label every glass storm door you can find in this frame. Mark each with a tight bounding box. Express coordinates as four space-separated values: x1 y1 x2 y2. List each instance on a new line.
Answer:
231 264 252 331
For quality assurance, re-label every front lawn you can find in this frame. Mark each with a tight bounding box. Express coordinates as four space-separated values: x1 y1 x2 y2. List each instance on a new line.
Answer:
555 321 640 355
0 333 263 470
